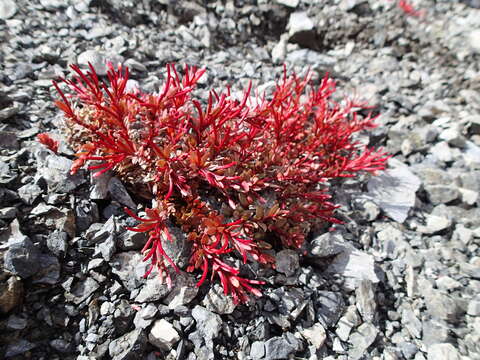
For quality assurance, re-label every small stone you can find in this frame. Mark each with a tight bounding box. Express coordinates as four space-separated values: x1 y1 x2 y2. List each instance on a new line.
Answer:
422 320 451 346
46 231 68 257
6 314 27 330
467 298 480 316
5 339 36 358
309 231 347 258
275 0 299 7
326 248 381 290
65 278 99 304
300 323 326 349
191 306 222 341
287 12 316 49
109 329 147 360
356 280 376 323
17 183 42 205
417 215 452 234
163 272 198 307
424 185 459 205
32 253 61 284
275 249 299 276
314 291 345 328
149 319 180 351
133 303 158 329
401 304 422 339
78 50 123 76
4 238 41 278
367 160 421 223
427 343 461 360
203 283 236 314
0 0 17 19
0 276 23 314
348 323 378 360
425 291 463 323
264 337 296 360
336 305 361 341
250 341 265 359
108 177 136 209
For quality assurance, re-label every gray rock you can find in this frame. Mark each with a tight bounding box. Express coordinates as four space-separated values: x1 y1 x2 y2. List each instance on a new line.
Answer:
275 0 299 7
356 280 376 323
425 290 463 323
401 304 422 339
0 131 19 150
202 283 236 314
191 305 222 341
417 215 452 234
287 12 316 49
163 271 198 309
6 314 27 330
109 329 147 360
4 238 41 278
0 0 17 19
32 253 60 284
348 323 378 360
367 160 421 223
264 337 296 360
424 185 459 205
300 323 326 349
162 224 191 269
118 230 147 251
35 151 86 193
110 252 144 291
135 275 172 303
108 177 136 209
78 50 124 76
49 339 72 353
308 231 347 258
467 297 480 316
113 300 135 333
326 248 381 290
46 231 68 257
422 320 452 346
90 170 112 200
314 291 345 328
5 339 36 358
336 305 361 342
275 249 299 276
65 277 99 304
133 303 158 329
148 319 180 351
250 341 266 359
427 343 461 360
17 183 42 205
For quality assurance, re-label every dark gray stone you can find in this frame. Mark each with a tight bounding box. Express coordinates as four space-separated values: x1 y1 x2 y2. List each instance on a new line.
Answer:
264 337 296 360
4 238 41 278
108 329 147 360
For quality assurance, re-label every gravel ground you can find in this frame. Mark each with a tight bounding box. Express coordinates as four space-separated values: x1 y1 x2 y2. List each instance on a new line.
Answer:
1 0 480 359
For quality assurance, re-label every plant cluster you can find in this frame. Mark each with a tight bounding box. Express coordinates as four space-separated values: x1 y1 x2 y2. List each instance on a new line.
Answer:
41 63 388 303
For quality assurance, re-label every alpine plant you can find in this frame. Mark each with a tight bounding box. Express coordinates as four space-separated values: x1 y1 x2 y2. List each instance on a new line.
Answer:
43 63 388 304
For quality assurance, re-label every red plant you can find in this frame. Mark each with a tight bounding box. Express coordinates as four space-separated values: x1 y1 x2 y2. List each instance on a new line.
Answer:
37 133 59 154
46 62 388 303
397 0 424 17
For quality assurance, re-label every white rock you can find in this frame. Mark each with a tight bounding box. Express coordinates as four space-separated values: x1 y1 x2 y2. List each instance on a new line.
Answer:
326 248 381 290
275 0 299 7
301 323 326 349
427 343 461 360
287 12 314 37
367 159 421 223
148 319 180 351
0 0 17 19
